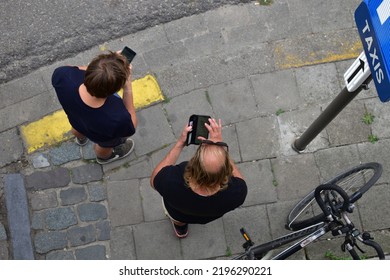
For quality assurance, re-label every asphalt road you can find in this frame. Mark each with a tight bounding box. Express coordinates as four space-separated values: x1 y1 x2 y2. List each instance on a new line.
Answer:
0 0 251 84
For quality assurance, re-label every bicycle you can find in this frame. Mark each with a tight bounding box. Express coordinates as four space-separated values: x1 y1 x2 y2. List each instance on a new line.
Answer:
233 162 386 260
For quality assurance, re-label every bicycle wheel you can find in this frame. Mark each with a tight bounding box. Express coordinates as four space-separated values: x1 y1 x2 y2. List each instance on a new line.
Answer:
286 162 382 231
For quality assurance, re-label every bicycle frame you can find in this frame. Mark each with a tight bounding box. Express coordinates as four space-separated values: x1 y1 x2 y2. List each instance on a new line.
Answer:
270 223 330 259
234 221 328 260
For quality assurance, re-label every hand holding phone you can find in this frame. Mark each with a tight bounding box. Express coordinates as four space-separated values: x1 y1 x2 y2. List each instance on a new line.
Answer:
186 115 211 145
121 46 137 63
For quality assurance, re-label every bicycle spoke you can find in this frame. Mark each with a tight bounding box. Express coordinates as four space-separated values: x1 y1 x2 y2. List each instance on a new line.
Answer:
286 163 382 231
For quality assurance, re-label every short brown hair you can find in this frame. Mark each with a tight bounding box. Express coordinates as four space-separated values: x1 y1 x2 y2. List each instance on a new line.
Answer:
184 145 233 191
84 51 130 98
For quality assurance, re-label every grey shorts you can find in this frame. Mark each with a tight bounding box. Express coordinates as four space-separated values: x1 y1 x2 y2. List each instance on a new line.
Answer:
96 137 128 148
162 198 184 223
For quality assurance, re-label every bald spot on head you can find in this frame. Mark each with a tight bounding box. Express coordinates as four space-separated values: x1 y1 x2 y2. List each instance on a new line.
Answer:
200 145 226 174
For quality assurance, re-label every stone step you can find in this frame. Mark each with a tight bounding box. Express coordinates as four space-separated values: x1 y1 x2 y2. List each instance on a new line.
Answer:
4 173 34 259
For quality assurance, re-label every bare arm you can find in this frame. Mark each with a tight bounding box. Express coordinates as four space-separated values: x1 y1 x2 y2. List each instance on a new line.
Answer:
230 159 245 180
203 118 223 142
122 65 138 128
150 124 192 189
203 118 245 180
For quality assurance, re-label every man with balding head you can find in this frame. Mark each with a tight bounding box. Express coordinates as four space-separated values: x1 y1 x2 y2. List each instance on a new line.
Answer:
150 118 247 238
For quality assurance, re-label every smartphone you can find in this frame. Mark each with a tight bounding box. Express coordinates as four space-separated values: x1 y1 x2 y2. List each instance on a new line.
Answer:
121 46 137 63
186 115 211 145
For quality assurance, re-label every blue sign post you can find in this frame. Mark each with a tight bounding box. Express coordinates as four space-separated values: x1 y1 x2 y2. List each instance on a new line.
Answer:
355 0 390 102
292 1 390 152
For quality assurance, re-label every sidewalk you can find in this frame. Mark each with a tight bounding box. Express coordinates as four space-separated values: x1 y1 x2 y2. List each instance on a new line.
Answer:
1 0 390 260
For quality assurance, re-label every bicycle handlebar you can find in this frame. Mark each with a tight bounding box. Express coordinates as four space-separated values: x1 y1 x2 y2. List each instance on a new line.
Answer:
236 181 385 260
361 238 386 260
315 185 386 260
314 184 350 218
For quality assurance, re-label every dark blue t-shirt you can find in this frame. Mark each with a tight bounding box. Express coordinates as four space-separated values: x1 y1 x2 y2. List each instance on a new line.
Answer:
154 161 248 224
52 66 135 143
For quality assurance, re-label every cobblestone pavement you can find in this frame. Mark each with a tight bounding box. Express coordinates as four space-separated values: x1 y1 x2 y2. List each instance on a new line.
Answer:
1 0 390 260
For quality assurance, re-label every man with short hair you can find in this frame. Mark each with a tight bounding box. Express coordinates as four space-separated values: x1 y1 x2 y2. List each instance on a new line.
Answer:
52 51 137 164
150 118 247 238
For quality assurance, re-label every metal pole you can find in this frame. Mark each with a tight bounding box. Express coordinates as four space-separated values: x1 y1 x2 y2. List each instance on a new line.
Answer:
292 76 372 152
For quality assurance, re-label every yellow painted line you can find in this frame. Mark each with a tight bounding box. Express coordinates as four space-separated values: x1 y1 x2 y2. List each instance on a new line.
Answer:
119 74 164 108
21 110 73 153
274 37 363 69
21 74 164 153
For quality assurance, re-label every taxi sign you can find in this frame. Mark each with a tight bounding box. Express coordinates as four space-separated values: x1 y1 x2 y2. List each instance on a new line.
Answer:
355 0 390 102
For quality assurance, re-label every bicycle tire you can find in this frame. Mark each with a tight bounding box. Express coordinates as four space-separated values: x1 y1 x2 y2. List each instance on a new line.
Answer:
286 162 382 231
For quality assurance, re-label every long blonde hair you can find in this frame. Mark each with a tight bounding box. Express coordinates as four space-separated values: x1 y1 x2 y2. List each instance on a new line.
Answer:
184 144 233 191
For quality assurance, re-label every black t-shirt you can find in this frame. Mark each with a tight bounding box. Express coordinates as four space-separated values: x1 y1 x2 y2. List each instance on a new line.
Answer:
52 66 135 143
154 161 248 224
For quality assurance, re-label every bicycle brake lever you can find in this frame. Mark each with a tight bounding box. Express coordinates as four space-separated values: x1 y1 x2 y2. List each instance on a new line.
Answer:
341 233 365 253
350 229 366 253
354 241 366 254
